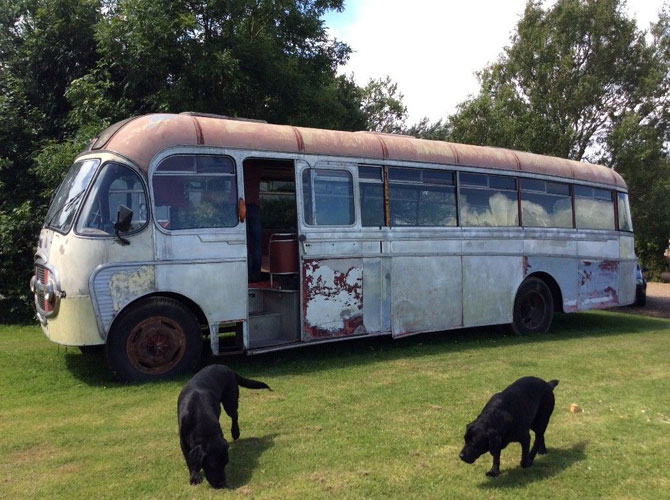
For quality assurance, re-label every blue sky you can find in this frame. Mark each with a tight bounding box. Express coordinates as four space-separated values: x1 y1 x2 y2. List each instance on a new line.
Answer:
323 0 668 125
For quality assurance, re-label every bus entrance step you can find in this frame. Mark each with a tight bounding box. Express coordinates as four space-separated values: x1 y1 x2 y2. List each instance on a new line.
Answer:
248 312 283 347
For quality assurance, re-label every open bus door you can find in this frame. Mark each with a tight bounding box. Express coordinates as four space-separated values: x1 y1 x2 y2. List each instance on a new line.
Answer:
296 160 373 341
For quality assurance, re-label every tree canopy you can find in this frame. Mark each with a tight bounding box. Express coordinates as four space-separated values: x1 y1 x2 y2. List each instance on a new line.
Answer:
0 0 394 320
414 0 670 274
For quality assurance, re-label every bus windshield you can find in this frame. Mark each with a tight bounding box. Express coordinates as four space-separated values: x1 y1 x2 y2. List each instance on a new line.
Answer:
44 159 100 233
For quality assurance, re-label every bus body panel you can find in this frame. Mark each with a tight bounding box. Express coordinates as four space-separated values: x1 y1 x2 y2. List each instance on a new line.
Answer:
620 235 635 259
361 256 391 334
41 295 100 346
391 255 462 336
37 214 154 345
463 256 522 327
618 260 637 305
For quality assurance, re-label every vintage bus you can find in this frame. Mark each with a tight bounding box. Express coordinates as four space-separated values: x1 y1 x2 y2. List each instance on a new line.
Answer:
31 113 636 381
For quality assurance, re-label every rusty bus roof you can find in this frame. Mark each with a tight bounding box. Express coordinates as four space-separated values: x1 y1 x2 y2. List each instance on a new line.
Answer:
94 113 626 189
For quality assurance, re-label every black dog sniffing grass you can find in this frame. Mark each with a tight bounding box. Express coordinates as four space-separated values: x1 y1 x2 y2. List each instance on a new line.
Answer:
178 365 271 488
459 376 558 477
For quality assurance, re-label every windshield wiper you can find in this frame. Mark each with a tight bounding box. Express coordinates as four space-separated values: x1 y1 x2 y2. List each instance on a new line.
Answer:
63 189 86 211
46 189 86 227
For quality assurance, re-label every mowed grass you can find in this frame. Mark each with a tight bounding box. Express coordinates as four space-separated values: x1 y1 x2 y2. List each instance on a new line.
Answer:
1 311 669 499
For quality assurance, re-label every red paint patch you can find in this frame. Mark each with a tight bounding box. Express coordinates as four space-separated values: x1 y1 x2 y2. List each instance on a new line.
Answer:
599 260 619 272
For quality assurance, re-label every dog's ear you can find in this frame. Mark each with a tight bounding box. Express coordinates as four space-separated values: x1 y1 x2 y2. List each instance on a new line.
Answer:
188 444 206 470
488 429 502 452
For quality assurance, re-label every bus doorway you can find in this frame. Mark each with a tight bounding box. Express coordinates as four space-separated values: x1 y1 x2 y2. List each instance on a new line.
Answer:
243 158 300 350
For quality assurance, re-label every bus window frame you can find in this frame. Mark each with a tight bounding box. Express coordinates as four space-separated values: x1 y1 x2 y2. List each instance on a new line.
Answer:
457 170 520 228
386 165 458 228
45 157 101 236
73 160 151 239
150 151 240 235
300 162 359 229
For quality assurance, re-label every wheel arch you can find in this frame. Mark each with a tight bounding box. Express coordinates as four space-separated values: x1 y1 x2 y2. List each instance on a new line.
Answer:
108 291 209 338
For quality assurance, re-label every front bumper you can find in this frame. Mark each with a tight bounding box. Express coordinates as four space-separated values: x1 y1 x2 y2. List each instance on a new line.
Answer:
38 295 104 346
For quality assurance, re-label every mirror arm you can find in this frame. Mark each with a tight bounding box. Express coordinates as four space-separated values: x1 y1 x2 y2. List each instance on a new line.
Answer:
114 224 130 246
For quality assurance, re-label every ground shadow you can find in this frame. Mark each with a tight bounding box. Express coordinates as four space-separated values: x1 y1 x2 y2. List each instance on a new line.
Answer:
226 433 277 489
63 347 116 386
221 310 668 379
478 441 587 489
63 347 184 389
64 310 668 386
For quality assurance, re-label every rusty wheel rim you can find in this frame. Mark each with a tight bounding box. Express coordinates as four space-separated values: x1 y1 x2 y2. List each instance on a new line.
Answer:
127 316 186 374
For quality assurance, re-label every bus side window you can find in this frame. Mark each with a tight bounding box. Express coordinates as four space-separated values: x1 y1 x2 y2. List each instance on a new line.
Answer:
302 169 354 226
388 167 456 227
520 179 572 228
153 155 237 230
617 192 633 232
575 186 615 230
459 173 518 227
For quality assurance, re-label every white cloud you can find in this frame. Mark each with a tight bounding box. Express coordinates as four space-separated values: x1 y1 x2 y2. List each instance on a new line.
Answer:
327 0 668 124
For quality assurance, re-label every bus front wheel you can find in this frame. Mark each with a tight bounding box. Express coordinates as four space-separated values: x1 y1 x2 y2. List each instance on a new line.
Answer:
511 278 554 335
106 297 203 382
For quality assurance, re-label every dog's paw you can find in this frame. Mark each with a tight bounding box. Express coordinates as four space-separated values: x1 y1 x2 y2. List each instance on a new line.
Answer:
190 472 203 485
537 446 547 455
520 459 533 468
486 469 500 478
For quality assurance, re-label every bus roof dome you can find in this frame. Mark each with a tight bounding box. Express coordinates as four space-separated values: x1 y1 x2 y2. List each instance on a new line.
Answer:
93 113 626 188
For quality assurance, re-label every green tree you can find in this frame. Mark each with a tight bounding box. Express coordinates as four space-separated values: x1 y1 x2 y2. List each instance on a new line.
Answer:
439 0 670 273
88 0 359 128
0 0 101 321
607 6 670 274
448 0 654 161
361 75 407 133
1 0 403 320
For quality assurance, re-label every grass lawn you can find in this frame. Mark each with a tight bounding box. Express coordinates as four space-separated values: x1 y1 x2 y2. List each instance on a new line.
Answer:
1 311 669 499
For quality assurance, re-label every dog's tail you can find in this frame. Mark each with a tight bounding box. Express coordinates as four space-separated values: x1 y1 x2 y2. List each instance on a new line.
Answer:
235 373 272 391
548 379 559 389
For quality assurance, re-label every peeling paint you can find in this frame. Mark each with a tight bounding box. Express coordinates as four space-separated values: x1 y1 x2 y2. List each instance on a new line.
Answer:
109 266 155 311
303 259 363 338
578 260 619 310
599 260 619 272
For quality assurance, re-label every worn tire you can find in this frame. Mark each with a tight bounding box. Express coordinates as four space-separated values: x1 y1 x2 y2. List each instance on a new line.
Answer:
635 289 647 307
511 277 554 335
106 297 203 382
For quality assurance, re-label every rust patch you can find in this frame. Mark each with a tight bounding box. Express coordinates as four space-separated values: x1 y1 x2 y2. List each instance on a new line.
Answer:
599 260 619 272
523 256 531 277
578 260 619 310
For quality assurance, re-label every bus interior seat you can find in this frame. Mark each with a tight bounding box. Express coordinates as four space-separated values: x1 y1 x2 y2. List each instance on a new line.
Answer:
268 233 299 289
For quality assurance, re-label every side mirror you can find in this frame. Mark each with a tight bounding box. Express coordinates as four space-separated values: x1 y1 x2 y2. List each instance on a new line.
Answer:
114 205 133 245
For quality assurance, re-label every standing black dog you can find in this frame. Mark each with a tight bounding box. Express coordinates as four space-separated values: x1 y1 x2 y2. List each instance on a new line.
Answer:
459 376 558 477
177 364 271 488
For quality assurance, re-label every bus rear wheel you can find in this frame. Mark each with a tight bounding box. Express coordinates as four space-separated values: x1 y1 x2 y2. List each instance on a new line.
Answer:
106 297 203 382
511 278 554 335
